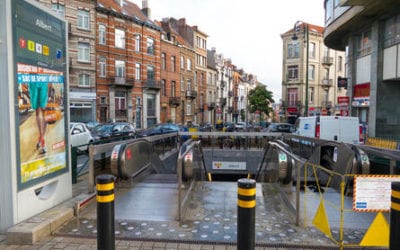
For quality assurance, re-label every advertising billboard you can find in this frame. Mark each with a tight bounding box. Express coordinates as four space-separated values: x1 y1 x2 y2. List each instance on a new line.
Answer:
13 0 68 190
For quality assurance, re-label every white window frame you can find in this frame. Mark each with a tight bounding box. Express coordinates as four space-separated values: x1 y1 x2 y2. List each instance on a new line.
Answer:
135 63 141 80
115 60 125 78
146 37 154 55
77 10 90 30
79 74 90 87
99 24 106 45
99 57 106 78
115 28 125 49
135 34 141 52
78 42 90 62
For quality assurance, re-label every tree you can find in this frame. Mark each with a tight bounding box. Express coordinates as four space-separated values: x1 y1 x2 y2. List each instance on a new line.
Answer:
247 85 274 120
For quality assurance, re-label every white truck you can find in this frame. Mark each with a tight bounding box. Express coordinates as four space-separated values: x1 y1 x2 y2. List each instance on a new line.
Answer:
294 116 363 144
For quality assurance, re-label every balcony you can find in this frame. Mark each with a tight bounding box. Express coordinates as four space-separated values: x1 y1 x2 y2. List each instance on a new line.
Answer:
207 102 216 110
108 77 135 87
115 109 127 117
322 56 333 66
282 100 302 108
143 79 161 89
220 98 227 106
185 90 197 99
321 78 333 88
169 97 180 106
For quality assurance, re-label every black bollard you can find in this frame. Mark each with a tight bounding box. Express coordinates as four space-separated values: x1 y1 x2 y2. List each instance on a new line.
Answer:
237 178 256 250
96 174 115 250
390 182 400 250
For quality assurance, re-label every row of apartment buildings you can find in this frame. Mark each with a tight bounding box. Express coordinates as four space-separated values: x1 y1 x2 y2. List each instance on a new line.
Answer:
36 0 260 129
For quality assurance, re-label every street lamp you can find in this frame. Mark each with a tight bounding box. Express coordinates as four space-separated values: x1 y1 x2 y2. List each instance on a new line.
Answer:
292 21 309 117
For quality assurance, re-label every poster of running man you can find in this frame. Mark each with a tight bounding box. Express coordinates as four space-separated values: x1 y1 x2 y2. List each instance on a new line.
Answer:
13 0 68 190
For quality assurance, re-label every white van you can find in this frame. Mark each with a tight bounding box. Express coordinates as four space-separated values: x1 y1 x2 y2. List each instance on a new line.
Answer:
294 116 362 144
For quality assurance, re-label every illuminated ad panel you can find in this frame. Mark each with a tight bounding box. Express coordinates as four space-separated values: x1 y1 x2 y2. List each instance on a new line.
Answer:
13 0 68 190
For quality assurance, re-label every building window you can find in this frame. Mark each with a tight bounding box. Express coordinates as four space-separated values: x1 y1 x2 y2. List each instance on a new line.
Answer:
115 28 125 48
79 74 90 87
161 79 166 96
186 102 192 115
147 65 155 80
309 42 316 58
161 53 166 70
99 25 106 45
309 65 315 80
115 60 125 78
77 9 89 30
135 63 141 80
187 58 191 71
181 76 185 91
180 55 184 69
146 37 154 55
78 42 90 62
171 81 176 97
338 56 343 72
135 34 141 52
51 3 65 16
287 43 299 58
384 14 400 48
115 91 126 112
287 65 298 80
309 87 314 104
287 88 298 107
358 30 372 57
171 56 176 72
99 57 106 78
100 96 107 105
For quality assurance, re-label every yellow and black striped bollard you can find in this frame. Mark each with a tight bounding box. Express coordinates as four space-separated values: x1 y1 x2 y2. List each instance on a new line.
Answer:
237 178 256 250
96 174 115 250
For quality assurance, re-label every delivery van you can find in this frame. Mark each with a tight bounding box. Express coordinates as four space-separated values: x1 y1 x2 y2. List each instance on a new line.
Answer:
294 116 363 144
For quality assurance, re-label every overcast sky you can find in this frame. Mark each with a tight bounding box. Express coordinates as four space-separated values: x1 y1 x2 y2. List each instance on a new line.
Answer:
130 0 325 101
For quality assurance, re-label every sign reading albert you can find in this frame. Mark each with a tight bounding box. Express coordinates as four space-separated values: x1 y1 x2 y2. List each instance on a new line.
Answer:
13 0 68 190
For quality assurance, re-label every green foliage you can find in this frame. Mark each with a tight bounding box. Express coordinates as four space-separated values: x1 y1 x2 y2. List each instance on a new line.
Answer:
247 85 274 118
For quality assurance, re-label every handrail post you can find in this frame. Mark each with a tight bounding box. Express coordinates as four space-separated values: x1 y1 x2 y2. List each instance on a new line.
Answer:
88 144 95 193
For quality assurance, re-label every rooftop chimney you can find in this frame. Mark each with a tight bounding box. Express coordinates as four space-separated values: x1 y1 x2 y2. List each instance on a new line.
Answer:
142 0 151 19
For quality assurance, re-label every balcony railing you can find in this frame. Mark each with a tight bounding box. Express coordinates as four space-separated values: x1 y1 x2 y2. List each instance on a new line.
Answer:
322 56 333 65
185 90 197 99
281 100 302 108
108 77 135 86
115 109 127 117
169 97 180 106
321 78 333 87
143 79 161 89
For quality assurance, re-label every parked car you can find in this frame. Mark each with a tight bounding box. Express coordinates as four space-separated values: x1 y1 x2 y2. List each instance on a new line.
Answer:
86 121 100 131
70 122 94 151
137 123 180 137
91 122 136 141
235 122 247 130
262 123 295 133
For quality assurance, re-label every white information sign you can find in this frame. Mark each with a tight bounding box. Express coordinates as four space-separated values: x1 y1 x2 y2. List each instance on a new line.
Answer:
212 161 246 170
353 175 400 212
